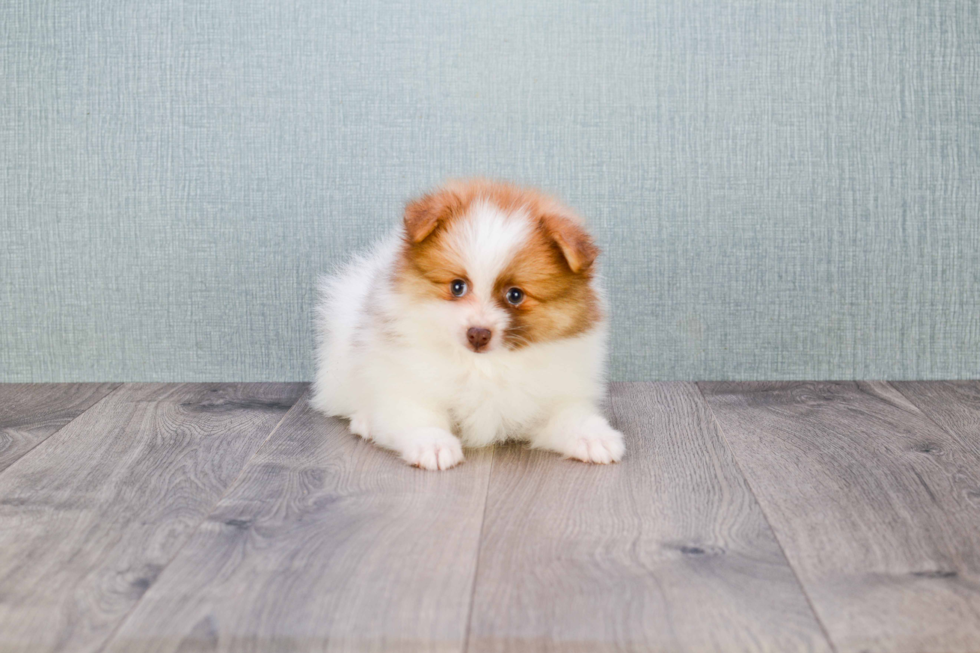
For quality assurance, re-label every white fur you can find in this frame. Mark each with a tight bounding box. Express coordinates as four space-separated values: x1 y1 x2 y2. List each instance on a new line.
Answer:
311 207 624 470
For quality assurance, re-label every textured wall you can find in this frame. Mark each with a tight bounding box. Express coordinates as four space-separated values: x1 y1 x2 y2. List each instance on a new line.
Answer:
2 0 979 382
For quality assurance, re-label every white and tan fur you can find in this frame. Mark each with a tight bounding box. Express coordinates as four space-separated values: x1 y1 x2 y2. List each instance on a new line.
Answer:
311 180 624 470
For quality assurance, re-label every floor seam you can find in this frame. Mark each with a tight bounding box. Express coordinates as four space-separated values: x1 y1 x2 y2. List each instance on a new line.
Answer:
888 381 980 455
461 445 496 653
694 381 840 653
94 384 310 653
0 382 125 482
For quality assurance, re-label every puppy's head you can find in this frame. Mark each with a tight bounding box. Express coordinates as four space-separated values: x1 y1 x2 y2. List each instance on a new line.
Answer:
396 180 601 354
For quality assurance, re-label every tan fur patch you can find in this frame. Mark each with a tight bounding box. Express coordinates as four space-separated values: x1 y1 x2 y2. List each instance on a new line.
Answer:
493 222 601 347
396 180 602 346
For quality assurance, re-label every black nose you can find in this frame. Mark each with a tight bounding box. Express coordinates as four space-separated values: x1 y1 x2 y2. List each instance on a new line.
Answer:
466 327 492 351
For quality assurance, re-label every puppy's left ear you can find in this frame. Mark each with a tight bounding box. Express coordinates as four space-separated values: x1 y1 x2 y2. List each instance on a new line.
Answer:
404 188 462 243
540 212 599 273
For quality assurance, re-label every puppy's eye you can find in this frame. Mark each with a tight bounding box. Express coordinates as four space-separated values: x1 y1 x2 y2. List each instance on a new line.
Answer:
450 279 468 297
505 287 525 305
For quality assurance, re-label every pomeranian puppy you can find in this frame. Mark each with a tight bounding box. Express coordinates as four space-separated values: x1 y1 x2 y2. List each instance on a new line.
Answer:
311 180 624 470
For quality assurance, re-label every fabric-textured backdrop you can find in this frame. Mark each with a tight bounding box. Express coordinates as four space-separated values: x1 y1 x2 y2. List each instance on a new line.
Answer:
2 0 979 382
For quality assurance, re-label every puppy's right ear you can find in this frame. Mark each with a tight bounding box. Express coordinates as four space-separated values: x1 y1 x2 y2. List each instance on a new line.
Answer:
403 188 462 243
539 210 599 274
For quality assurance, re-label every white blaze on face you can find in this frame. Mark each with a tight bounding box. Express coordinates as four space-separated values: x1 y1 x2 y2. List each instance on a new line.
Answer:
445 201 531 351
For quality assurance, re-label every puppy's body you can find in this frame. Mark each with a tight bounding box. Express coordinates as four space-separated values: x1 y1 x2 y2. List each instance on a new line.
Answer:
312 181 624 470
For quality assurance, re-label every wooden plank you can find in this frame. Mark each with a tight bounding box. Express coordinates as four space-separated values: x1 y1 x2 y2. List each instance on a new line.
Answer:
102 399 494 653
0 383 119 473
0 382 305 653
466 382 832 653
699 381 980 653
892 381 980 456
854 381 931 417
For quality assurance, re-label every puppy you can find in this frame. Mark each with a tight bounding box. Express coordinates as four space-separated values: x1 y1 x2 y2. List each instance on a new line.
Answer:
311 180 624 470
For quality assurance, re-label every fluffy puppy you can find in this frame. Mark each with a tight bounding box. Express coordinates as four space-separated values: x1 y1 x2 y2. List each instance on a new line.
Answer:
311 180 624 470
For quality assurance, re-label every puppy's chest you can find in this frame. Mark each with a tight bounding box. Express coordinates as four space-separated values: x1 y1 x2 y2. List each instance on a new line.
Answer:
445 364 545 444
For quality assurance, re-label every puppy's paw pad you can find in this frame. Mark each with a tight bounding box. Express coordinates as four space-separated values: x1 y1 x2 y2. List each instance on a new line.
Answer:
566 427 625 465
400 429 465 471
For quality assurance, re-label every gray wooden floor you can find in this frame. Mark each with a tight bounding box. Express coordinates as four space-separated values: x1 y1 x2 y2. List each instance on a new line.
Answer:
0 382 978 653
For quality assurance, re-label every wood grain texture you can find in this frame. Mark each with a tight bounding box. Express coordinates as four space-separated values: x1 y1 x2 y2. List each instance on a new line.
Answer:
0 383 305 653
892 381 980 456
699 381 980 653
0 383 119 473
102 399 494 653
466 382 832 653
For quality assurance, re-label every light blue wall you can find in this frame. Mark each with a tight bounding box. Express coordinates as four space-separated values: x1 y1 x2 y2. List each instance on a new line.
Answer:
2 0 979 382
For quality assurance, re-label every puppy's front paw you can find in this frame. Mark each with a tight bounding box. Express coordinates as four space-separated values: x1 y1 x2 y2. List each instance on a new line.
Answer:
398 427 465 471
562 416 625 464
349 413 371 439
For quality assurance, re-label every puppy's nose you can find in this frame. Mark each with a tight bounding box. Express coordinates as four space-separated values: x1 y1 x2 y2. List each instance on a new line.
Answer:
466 327 492 351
